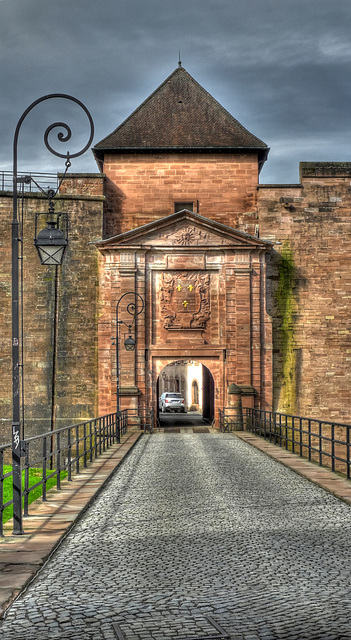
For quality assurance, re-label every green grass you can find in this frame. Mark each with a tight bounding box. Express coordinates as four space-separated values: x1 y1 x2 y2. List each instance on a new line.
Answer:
2 466 68 524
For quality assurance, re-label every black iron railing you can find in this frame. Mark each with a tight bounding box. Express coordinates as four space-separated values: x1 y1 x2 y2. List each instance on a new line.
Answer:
218 408 235 432
0 410 131 536
141 408 154 433
245 408 351 479
0 170 59 193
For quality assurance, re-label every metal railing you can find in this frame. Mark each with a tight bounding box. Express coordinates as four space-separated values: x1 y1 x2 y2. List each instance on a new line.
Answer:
0 410 129 536
117 407 154 434
0 171 59 193
245 408 351 479
218 408 235 432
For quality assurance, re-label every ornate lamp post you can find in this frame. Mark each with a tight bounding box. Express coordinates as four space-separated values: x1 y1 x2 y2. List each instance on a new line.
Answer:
11 94 94 535
112 293 144 424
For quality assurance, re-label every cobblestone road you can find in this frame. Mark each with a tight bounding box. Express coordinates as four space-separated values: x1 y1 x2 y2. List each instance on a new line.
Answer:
2 433 351 640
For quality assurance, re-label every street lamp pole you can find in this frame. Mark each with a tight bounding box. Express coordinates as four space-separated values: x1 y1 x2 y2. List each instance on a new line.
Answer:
11 94 94 535
114 292 145 431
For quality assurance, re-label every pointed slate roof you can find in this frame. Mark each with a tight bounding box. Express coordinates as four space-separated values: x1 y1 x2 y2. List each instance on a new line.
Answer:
93 66 269 171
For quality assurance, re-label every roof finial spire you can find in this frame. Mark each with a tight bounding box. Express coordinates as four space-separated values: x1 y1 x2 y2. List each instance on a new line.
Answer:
178 51 182 67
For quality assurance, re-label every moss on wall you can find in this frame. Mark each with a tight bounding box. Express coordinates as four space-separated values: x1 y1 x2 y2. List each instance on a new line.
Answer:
276 241 297 413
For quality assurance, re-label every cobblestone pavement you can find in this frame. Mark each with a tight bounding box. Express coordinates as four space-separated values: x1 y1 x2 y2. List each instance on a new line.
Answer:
2 432 351 640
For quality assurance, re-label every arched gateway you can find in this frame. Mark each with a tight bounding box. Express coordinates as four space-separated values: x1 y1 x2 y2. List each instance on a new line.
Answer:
157 360 215 423
95 209 272 426
93 66 273 426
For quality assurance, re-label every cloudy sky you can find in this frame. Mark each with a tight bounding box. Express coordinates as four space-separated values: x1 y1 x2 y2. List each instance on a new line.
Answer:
1 0 351 184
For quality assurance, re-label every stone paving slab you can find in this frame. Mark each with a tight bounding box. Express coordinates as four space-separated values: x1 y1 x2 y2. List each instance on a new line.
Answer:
0 430 141 618
2 431 351 639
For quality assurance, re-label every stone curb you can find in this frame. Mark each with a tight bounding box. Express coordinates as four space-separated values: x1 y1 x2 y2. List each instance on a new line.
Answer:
234 431 351 505
0 430 142 618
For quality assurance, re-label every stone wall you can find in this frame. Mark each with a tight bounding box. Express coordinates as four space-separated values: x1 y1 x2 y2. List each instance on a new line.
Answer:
0 176 104 443
1 158 351 438
258 163 351 423
102 152 260 238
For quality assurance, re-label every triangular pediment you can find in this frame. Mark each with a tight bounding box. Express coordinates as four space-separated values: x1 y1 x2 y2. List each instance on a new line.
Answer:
95 210 272 251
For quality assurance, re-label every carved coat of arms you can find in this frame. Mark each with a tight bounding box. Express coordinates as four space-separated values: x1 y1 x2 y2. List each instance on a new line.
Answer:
160 271 211 330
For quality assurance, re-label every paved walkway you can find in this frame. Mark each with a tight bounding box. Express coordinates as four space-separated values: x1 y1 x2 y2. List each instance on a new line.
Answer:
1 431 351 639
0 430 142 618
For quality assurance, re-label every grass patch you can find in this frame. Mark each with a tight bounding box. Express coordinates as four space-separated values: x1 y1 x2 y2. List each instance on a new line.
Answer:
2 466 68 524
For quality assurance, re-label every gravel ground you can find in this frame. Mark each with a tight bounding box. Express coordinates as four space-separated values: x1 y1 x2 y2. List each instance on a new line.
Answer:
1 432 351 640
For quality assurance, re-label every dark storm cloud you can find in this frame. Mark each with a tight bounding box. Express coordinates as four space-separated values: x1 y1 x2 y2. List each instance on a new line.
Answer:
1 0 351 182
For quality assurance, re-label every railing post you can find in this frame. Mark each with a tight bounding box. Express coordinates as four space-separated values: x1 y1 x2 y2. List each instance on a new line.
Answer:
42 437 47 501
117 411 120 440
319 422 323 466
94 419 98 458
270 411 274 442
89 421 93 463
102 416 106 452
23 443 29 517
116 413 120 443
331 424 335 472
67 428 72 481
76 426 80 474
98 418 102 456
57 431 61 490
292 416 295 453
83 423 87 468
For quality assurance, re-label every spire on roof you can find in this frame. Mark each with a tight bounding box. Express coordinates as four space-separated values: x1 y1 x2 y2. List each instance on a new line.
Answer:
178 51 182 67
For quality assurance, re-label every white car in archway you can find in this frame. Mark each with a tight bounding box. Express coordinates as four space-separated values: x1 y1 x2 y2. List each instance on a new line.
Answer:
159 392 187 413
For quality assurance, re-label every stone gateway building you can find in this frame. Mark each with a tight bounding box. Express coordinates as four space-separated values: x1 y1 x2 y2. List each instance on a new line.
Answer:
1 65 351 440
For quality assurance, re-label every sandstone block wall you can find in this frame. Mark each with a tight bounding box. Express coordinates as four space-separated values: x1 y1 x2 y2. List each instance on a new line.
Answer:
0 176 104 443
258 163 351 423
103 152 259 238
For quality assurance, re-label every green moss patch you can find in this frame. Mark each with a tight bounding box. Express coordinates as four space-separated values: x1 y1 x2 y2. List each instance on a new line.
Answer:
276 241 297 413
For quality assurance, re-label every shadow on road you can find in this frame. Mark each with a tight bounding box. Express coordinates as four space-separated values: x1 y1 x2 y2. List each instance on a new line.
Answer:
158 410 209 428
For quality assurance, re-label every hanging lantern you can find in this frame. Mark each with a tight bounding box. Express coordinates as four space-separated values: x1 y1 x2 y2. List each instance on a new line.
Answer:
34 211 68 266
34 220 68 265
124 334 136 351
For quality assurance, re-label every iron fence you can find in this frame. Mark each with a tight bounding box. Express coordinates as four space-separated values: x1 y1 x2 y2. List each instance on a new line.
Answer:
0 410 129 536
0 170 59 193
245 408 351 479
218 408 236 432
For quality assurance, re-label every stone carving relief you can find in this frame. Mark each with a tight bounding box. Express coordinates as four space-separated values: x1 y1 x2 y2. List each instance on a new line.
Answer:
168 226 208 246
160 271 211 330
